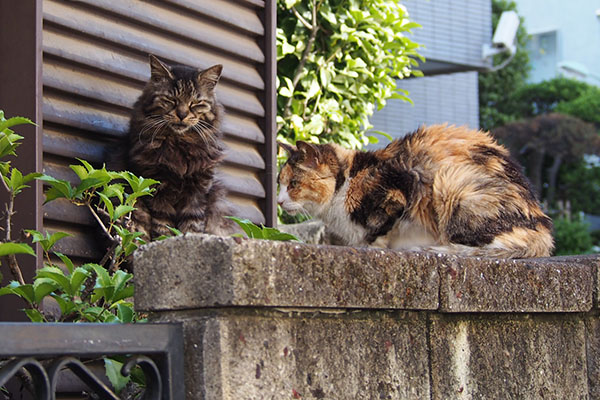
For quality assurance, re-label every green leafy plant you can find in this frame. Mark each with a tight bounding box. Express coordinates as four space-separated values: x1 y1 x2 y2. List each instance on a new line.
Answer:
226 216 300 241
0 111 159 394
553 215 595 256
38 161 159 270
0 111 40 285
277 0 422 149
0 233 138 323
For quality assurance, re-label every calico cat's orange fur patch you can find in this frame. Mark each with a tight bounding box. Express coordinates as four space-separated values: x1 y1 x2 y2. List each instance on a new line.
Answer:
277 124 554 258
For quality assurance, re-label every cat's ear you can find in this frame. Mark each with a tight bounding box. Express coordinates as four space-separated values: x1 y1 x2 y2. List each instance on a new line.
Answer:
198 64 223 91
297 141 321 168
149 54 174 82
277 141 297 156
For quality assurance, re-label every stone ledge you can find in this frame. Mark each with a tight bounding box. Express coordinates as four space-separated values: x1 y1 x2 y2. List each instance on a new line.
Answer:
134 234 597 313
134 234 440 311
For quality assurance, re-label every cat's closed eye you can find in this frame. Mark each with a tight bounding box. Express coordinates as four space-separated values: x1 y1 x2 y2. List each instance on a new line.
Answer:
191 100 210 111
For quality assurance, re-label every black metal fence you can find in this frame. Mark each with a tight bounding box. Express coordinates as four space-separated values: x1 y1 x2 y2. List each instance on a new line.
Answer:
0 323 184 399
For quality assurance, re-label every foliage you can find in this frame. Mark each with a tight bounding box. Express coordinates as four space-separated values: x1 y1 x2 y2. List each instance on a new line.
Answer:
478 0 530 131
510 76 594 119
556 86 600 127
0 242 138 323
493 113 600 205
227 216 300 241
38 162 159 269
553 215 595 256
557 158 600 214
277 0 422 149
0 111 162 394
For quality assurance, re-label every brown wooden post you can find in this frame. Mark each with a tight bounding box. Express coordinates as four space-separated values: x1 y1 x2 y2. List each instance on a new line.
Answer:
0 0 43 320
261 0 278 227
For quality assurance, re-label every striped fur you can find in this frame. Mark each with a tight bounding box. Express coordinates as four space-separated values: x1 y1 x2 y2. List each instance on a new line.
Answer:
126 55 236 239
277 125 554 258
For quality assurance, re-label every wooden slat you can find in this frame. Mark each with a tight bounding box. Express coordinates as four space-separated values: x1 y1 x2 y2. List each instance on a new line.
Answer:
43 128 106 163
223 140 266 170
43 50 265 116
165 0 264 35
44 223 104 259
75 0 264 63
43 199 95 227
43 0 264 90
43 93 129 138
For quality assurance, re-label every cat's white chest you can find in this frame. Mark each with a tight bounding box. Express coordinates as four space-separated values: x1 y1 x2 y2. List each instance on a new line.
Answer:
309 182 368 246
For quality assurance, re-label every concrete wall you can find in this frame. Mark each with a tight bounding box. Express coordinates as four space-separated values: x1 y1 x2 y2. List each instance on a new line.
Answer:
369 72 480 148
134 234 600 399
515 0 600 86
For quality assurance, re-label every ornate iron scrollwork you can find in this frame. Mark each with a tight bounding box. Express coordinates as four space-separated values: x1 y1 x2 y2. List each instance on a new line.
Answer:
0 355 163 400
0 358 51 400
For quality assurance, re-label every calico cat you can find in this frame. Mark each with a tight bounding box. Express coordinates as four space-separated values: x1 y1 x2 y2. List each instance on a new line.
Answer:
277 125 554 258
126 55 235 238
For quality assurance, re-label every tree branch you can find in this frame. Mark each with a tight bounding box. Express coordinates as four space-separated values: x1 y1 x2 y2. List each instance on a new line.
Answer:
1 179 26 285
283 0 321 119
87 203 113 241
291 6 312 30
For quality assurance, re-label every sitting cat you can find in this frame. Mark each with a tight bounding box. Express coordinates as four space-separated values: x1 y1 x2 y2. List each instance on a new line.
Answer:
126 55 236 239
277 125 554 258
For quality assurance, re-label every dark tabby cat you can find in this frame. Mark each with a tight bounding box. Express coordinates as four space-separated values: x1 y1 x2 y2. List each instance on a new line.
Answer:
127 55 234 238
277 125 554 258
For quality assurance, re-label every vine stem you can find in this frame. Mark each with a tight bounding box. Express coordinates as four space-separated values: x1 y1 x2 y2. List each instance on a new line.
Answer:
87 203 113 241
283 0 324 119
1 173 26 285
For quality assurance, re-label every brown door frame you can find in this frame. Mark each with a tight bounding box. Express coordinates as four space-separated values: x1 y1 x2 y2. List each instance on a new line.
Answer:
262 0 277 227
0 0 44 320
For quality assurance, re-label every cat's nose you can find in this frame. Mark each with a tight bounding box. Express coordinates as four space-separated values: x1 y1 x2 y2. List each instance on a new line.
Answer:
176 108 189 120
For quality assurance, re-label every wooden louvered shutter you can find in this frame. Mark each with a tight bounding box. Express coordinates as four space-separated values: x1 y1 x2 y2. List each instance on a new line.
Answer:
41 0 276 261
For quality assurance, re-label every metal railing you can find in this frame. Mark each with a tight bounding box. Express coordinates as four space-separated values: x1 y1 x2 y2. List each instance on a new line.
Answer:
0 323 185 399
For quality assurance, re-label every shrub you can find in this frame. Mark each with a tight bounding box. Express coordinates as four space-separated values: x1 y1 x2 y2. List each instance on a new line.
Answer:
277 0 422 149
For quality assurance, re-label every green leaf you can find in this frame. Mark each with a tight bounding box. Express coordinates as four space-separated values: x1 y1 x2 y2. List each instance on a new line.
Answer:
51 294 76 316
167 226 183 236
0 242 35 257
7 282 35 304
70 267 91 296
70 164 89 181
225 216 264 239
111 285 134 302
25 309 45 323
47 232 72 251
116 303 134 323
38 175 75 202
104 358 131 394
76 158 94 173
33 277 59 304
55 252 75 274
0 116 35 133
113 205 135 221
36 266 72 295
87 263 111 286
260 227 300 241
97 192 115 221
101 184 125 203
81 306 105 321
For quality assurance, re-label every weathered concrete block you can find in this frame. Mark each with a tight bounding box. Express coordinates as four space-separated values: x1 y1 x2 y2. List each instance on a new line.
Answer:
585 317 600 399
134 234 440 312
543 255 600 308
439 256 593 312
430 314 589 399
154 310 430 400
